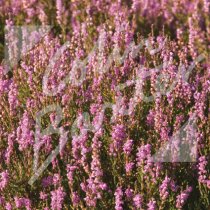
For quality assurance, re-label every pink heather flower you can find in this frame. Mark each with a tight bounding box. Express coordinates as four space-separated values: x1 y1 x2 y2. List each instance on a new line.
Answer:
56 0 64 24
147 199 156 210
125 187 134 199
66 165 78 183
38 8 48 24
50 187 66 210
41 135 53 153
5 202 12 210
82 131 107 207
14 197 31 210
133 194 143 209
90 103 101 115
146 110 155 126
112 124 126 144
16 111 34 151
132 0 140 12
72 191 80 207
176 186 192 209
159 176 171 200
123 139 133 155
0 66 11 96
112 96 128 120
125 162 134 173
71 131 89 163
53 173 61 186
198 156 208 183
205 180 210 189
0 170 9 191
42 176 53 188
110 124 126 155
5 132 15 164
40 192 48 200
92 110 105 132
114 187 123 210
136 144 151 166
0 78 11 96
8 81 19 114
203 0 209 13
58 127 68 157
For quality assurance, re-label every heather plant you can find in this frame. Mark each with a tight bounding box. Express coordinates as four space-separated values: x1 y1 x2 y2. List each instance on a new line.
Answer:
0 0 209 210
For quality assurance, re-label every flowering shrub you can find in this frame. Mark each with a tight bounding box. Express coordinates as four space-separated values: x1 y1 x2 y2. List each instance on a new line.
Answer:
0 0 209 209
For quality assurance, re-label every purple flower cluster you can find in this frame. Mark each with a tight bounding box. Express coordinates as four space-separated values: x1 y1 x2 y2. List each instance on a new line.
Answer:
159 176 171 200
0 170 9 191
176 186 193 209
16 111 34 151
50 187 66 210
133 194 143 209
110 124 127 155
198 156 210 188
136 144 151 166
114 187 124 210
14 197 31 210
147 199 156 210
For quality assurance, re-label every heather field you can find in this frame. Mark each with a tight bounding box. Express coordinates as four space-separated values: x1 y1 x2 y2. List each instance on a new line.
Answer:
0 0 209 209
